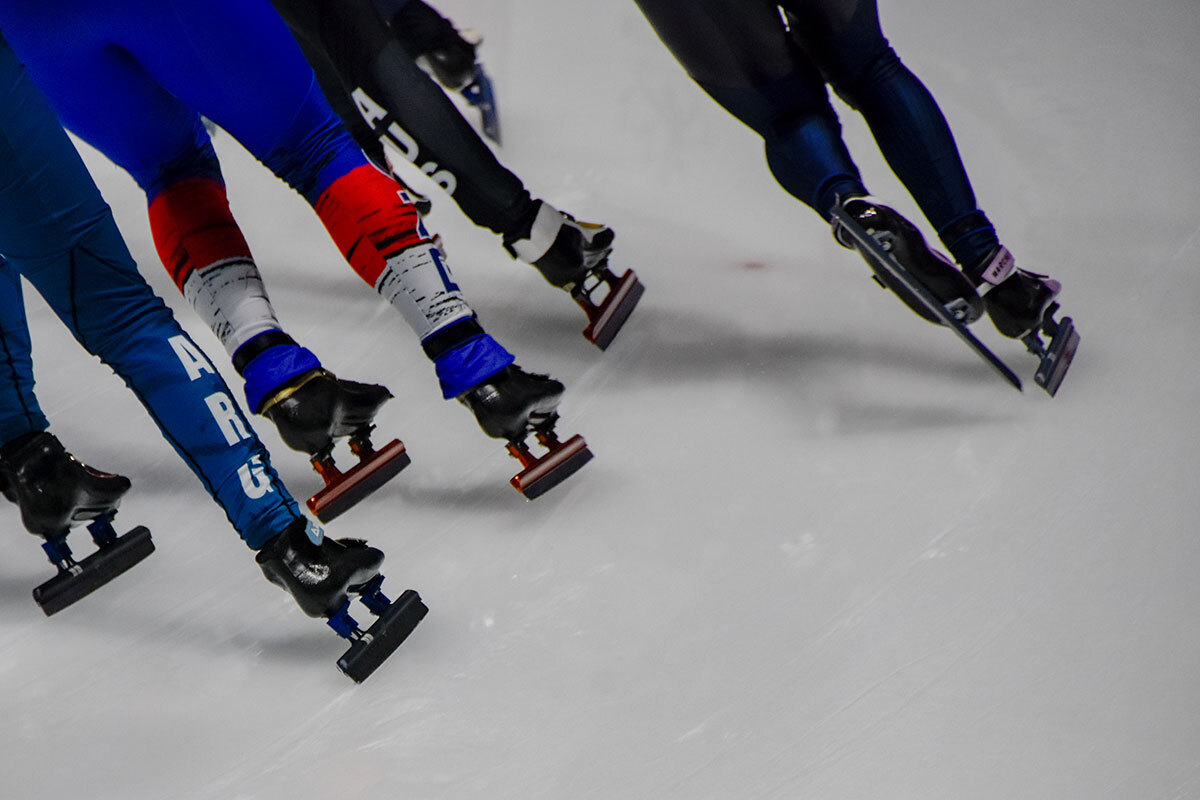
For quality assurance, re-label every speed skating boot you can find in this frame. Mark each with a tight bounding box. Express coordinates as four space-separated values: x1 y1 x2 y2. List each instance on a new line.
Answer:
458 364 592 499
504 200 644 349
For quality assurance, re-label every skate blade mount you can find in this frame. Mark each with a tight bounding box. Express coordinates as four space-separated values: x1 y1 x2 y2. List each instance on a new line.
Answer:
34 517 154 616
461 64 500 144
506 431 593 500
326 575 428 683
574 267 645 350
829 203 1024 392
1022 303 1080 397
308 438 411 523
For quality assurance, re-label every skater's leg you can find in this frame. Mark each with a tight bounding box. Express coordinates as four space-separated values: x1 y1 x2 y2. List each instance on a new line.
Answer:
9 1 566 451
636 0 982 322
276 0 631 336
1 9 404 451
635 0 866 218
0 37 303 547
120 0 515 395
785 0 1064 336
0 6 291 366
0 260 49 445
274 0 534 237
781 0 998 267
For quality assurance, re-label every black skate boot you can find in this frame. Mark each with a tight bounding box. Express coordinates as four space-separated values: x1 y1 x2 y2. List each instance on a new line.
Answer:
0 431 130 534
257 364 410 523
390 0 477 89
458 365 592 499
255 519 384 618
504 201 644 349
966 246 1060 339
390 1 500 142
967 246 1080 396
0 431 153 615
833 196 984 325
256 519 428 682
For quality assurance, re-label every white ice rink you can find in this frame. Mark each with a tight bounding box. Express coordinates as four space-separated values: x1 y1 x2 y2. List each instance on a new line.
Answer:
3 1 1199 797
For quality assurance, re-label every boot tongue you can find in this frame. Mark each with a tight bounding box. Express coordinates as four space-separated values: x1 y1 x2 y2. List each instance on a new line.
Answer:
281 517 325 555
300 518 325 547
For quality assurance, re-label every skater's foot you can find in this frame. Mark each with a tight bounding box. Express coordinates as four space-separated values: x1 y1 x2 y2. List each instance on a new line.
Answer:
256 519 385 618
966 246 1062 339
504 201 615 290
390 0 478 90
262 369 393 457
0 431 130 537
833 196 983 324
458 365 564 442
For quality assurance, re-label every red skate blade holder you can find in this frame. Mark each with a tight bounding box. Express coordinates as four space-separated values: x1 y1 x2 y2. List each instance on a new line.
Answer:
574 267 645 350
307 438 411 522
506 432 593 500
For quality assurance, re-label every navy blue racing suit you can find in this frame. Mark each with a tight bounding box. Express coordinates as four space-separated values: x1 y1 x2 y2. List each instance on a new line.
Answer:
634 0 1000 269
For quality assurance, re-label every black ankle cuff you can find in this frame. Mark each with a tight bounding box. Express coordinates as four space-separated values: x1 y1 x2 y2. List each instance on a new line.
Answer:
502 200 543 253
233 331 298 375
939 211 994 251
421 318 484 361
391 1 461 55
0 429 47 461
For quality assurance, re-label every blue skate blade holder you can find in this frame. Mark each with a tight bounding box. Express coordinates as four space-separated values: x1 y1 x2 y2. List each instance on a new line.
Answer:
34 520 154 616
327 576 429 683
461 64 500 145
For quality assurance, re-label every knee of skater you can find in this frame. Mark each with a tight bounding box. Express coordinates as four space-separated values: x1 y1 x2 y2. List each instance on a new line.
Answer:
825 46 902 110
140 143 223 201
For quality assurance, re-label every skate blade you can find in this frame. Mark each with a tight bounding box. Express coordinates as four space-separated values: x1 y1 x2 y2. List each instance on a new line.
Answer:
581 269 645 351
1033 316 1080 397
33 526 154 616
337 589 428 683
511 434 593 500
308 439 411 523
831 203 1022 391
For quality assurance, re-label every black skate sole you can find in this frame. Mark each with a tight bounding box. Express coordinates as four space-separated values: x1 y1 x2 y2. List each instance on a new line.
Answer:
337 589 428 683
511 434 593 500
580 269 645 351
34 526 154 616
308 439 411 522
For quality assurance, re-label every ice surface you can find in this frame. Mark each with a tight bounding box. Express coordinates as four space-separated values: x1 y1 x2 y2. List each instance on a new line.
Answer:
3 1 1199 798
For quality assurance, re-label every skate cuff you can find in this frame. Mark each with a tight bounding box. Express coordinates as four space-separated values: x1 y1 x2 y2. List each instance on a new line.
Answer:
503 201 561 263
242 345 322 413
433 334 514 399
975 246 1016 287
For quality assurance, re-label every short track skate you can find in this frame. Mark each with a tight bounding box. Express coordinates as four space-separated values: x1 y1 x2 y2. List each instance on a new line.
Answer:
1021 302 1079 397
262 371 411 522
325 575 428 683
830 202 1024 391
505 423 593 500
307 434 411 523
459 365 593 498
572 265 645 351
33 514 154 616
